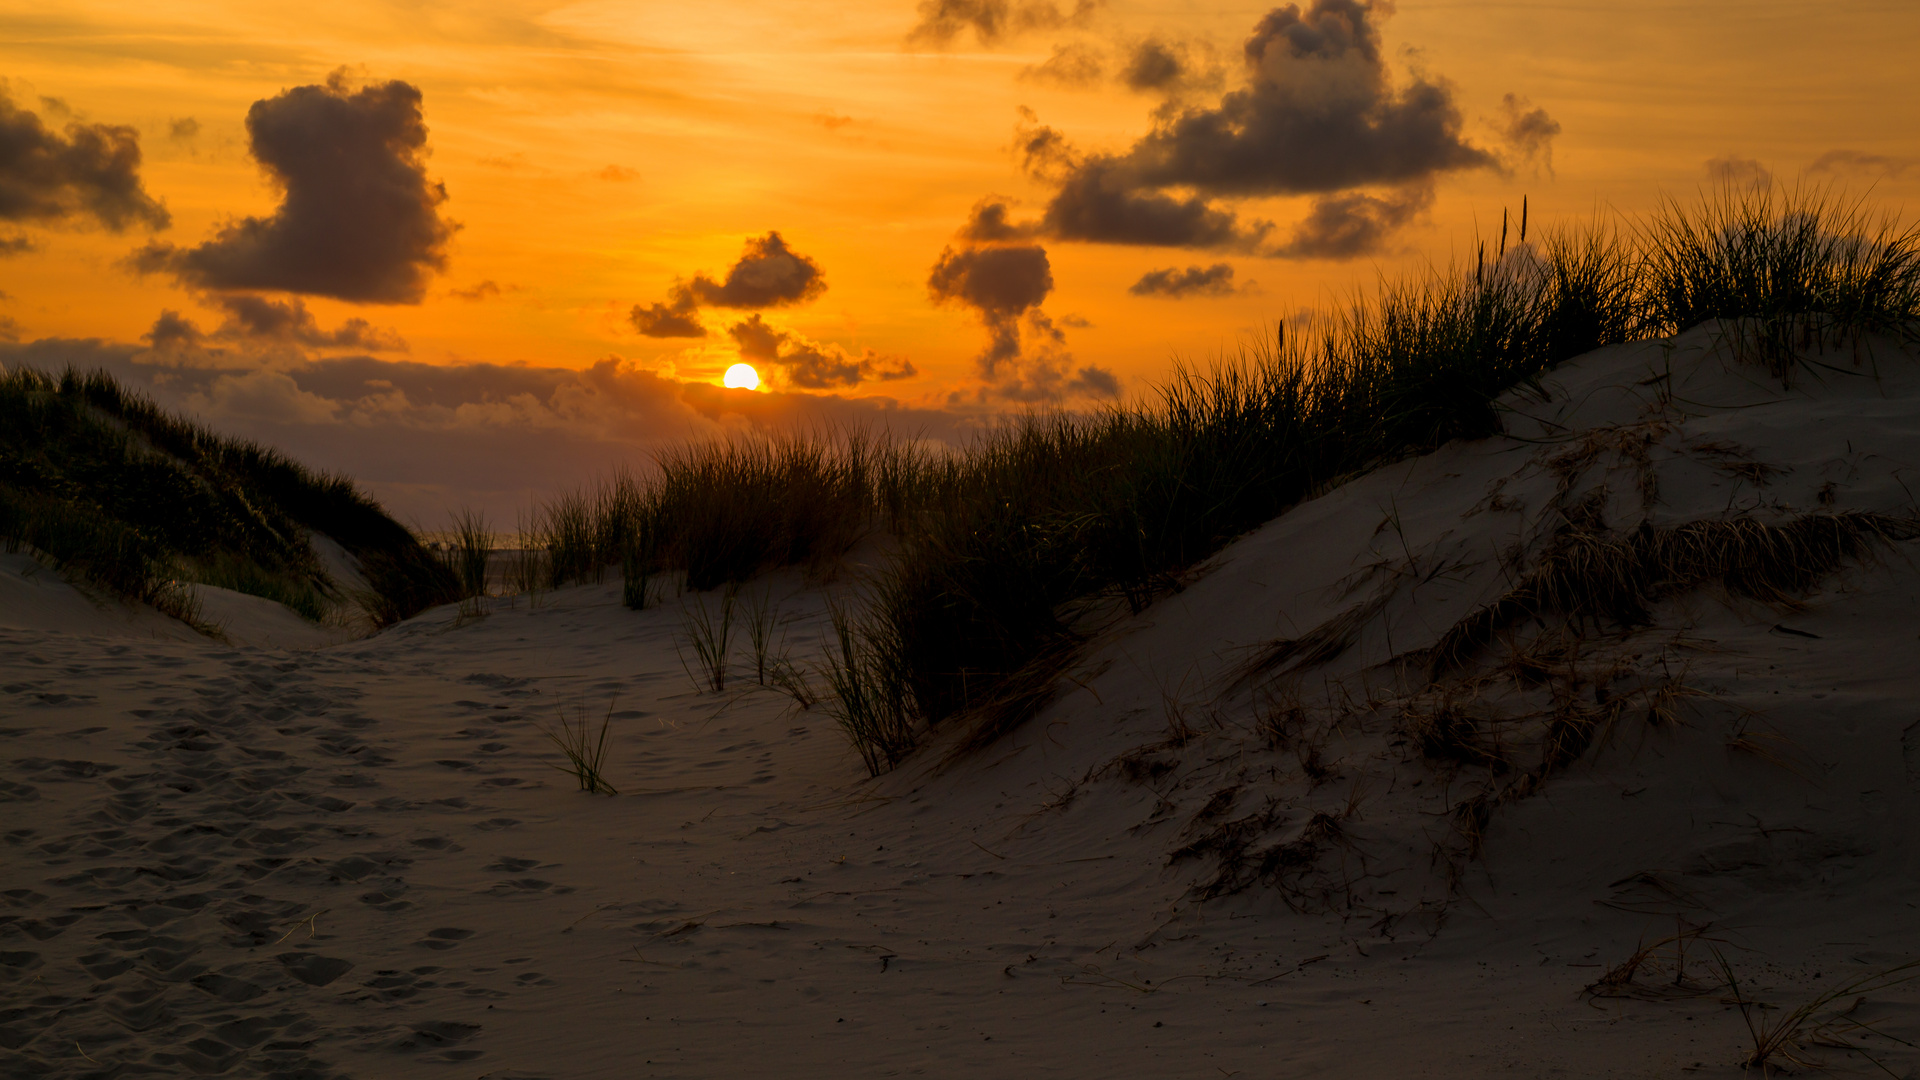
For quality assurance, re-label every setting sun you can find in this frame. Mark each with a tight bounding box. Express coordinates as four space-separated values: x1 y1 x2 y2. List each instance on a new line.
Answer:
722 363 760 390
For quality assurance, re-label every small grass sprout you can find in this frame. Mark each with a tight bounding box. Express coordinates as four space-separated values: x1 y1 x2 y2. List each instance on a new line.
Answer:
539 699 619 795
679 584 738 693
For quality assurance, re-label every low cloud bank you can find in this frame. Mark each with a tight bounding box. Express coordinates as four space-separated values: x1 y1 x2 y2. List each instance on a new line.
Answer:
0 330 974 526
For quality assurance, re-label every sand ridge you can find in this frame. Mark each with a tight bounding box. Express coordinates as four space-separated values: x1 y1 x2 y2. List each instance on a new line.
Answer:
4 325 1920 1077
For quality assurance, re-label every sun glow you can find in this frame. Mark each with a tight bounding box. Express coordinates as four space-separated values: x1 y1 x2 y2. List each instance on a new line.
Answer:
722 363 760 390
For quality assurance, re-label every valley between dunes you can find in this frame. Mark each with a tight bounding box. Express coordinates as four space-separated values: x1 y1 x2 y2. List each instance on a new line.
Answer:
6 324 1920 1078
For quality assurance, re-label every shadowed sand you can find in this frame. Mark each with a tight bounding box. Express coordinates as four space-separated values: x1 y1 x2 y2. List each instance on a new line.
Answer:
4 324 1920 1078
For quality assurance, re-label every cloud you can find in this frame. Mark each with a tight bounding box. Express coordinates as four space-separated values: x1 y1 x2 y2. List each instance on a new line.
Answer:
1112 1 1494 197
140 299 406 354
450 280 501 301
1271 184 1432 259
726 314 917 390
1129 262 1239 297
209 295 407 351
925 241 1110 400
0 316 18 343
985 1 1495 255
684 232 826 309
629 231 828 339
1019 42 1107 87
130 71 453 303
1495 93 1559 174
168 117 200 143
0 332 974 524
1809 149 1917 180
597 164 640 181
630 293 707 338
928 243 1056 372
1119 37 1221 95
1705 155 1772 188
1040 158 1267 248
0 85 170 232
908 0 1099 47
0 233 36 256
958 197 1041 243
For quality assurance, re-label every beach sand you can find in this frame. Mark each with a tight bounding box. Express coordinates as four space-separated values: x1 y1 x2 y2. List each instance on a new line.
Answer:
5 324 1920 1078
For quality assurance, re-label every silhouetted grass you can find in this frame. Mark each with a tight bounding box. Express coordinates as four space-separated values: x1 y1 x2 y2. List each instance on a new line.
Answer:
526 186 1916 773
0 365 456 628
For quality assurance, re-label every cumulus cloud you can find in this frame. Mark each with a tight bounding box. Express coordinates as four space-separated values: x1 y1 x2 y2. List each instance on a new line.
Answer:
0 86 170 232
908 0 1099 47
629 231 828 339
928 243 1055 372
727 314 916 390
1809 150 1917 179
1705 155 1772 188
1495 93 1559 174
683 232 825 309
630 292 707 338
1128 263 1239 297
130 71 453 303
1271 184 1432 259
978 1 1495 255
1114 1 1493 197
925 241 1114 400
1119 37 1221 95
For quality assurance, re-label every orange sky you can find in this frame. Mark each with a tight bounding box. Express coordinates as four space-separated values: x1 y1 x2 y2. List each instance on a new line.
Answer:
3 0 1918 514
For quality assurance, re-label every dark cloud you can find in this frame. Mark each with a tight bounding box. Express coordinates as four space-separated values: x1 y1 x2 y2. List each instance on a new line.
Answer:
210 295 407 351
1496 93 1559 174
629 231 827 339
0 233 36 256
1129 263 1239 297
1041 159 1265 248
1271 184 1431 259
131 72 453 303
726 314 916 390
630 293 706 338
990 1 1494 255
168 117 200 143
684 231 825 309
1705 155 1772 188
0 316 19 343
907 0 1099 47
928 243 1054 373
958 197 1041 243
0 86 170 232
1120 37 1220 95
140 299 406 353
1115 1 1494 197
1809 150 1917 179
1019 43 1107 87
926 242 1104 400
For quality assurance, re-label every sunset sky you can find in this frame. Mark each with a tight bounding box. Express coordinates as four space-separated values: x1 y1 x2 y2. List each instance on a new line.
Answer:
3 0 1917 519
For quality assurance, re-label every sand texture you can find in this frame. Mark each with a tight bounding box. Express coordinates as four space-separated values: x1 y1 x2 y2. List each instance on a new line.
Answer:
5 325 1920 1077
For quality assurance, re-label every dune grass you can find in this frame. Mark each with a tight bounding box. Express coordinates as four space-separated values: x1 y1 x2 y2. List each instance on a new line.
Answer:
539 700 619 795
515 186 1917 774
0 365 457 628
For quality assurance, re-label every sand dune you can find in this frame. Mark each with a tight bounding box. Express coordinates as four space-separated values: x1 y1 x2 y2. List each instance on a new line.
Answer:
5 324 1920 1077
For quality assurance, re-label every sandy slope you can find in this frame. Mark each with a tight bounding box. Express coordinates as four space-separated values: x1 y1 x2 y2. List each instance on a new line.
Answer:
4 324 1920 1079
